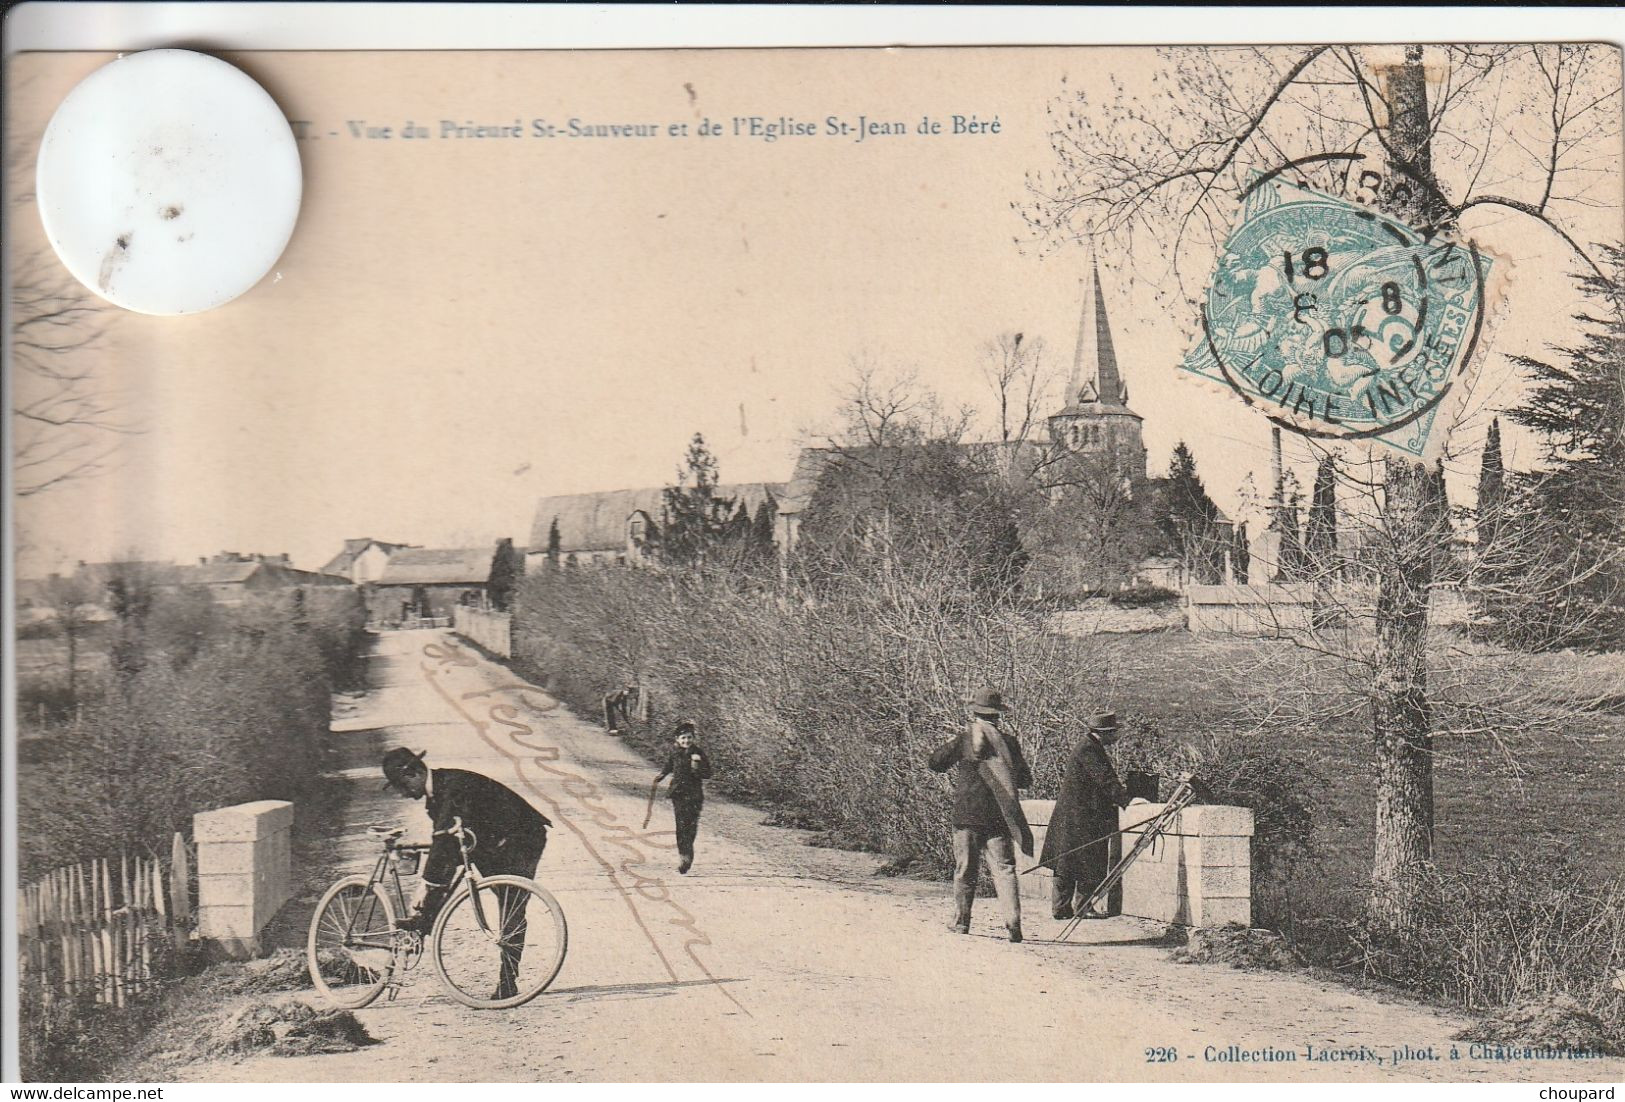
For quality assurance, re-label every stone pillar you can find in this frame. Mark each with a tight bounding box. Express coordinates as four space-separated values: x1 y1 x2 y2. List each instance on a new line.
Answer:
1118 802 1253 927
1019 800 1054 904
194 800 294 958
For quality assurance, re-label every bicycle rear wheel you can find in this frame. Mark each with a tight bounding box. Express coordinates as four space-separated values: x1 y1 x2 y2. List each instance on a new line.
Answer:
430 875 567 1009
307 875 397 1009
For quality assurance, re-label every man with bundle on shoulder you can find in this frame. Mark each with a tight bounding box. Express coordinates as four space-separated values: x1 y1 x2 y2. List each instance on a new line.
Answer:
927 688 1033 944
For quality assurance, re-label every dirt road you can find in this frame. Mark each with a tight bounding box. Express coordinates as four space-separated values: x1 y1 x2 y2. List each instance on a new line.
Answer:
187 630 1622 1083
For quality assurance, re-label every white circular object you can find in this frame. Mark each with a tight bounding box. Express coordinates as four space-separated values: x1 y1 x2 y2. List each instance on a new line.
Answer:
36 49 302 315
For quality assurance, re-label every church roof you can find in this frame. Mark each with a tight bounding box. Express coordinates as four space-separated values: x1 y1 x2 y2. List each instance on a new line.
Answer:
531 487 669 553
1055 250 1136 418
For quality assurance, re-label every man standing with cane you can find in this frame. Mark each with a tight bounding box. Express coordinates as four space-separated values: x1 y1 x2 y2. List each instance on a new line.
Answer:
1038 711 1137 921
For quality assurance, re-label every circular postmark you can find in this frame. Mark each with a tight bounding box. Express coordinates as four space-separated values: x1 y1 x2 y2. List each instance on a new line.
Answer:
1180 156 1492 458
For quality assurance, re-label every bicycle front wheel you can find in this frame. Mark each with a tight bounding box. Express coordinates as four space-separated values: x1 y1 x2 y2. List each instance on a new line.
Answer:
430 875 567 1009
307 875 397 1009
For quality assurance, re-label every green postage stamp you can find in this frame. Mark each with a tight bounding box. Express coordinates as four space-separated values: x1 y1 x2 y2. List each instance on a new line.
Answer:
1181 173 1493 457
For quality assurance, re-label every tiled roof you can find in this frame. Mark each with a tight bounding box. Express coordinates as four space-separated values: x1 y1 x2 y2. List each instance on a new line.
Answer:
529 484 783 553
375 547 495 586
172 561 263 586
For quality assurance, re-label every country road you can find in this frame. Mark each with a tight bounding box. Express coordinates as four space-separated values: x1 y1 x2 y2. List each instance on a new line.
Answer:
185 629 1621 1083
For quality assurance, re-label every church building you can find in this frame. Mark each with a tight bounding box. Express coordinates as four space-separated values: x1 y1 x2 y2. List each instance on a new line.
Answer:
774 253 1156 554
1045 255 1148 477
526 254 1224 589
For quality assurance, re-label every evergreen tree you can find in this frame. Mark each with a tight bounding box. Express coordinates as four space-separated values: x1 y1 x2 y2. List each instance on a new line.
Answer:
1273 470 1306 581
1305 454 1339 578
750 495 778 559
728 500 752 542
1476 418 1506 550
661 433 737 567
487 538 524 611
1161 441 1225 583
1232 520 1250 584
1494 245 1625 648
546 516 562 568
1508 245 1625 506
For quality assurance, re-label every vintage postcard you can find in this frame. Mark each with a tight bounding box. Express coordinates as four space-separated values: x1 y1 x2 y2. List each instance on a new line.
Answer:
6 41 1625 1086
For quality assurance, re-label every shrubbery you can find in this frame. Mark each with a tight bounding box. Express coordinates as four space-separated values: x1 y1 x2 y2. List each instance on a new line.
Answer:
18 582 368 1079
1348 857 1625 1037
16 585 368 882
510 558 1314 879
1110 584 1180 608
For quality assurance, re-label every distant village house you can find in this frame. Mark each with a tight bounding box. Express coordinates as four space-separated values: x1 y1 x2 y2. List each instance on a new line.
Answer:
320 537 418 584
527 484 783 570
366 542 521 622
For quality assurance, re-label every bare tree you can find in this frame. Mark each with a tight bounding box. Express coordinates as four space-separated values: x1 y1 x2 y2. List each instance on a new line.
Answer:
1023 45 1617 291
798 362 1024 595
11 252 136 497
40 572 98 708
1023 45 1621 924
9 95 139 498
827 357 973 451
1020 446 1159 596
980 332 1055 445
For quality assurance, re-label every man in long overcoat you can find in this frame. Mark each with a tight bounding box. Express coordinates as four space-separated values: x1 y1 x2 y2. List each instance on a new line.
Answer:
927 688 1032 943
1038 711 1134 920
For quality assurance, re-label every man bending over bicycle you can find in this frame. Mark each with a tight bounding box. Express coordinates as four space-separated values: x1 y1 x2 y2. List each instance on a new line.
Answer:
381 747 552 1000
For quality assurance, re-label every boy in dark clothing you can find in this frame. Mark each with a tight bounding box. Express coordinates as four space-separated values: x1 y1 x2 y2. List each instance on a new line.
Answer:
654 721 713 874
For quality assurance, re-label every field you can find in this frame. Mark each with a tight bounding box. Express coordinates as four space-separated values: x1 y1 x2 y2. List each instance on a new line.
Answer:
1095 632 1625 919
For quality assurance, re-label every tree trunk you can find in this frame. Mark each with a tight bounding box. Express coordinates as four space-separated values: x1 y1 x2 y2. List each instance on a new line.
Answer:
1368 46 1444 924
1370 459 1437 922
65 623 79 709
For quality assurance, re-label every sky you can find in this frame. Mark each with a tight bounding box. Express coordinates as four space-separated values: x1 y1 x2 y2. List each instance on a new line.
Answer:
9 46 1622 575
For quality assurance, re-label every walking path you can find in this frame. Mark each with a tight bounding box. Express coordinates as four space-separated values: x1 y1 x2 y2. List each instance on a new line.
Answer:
184 629 1622 1083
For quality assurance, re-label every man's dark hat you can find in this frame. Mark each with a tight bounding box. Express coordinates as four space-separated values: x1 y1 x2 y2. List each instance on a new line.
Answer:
968 688 1006 717
1088 711 1118 732
381 747 427 791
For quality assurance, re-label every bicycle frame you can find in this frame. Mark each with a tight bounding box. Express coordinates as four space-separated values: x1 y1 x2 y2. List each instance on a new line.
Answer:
336 820 502 953
446 824 501 941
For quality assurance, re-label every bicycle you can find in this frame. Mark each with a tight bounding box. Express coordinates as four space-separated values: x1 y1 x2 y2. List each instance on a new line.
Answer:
306 817 567 1010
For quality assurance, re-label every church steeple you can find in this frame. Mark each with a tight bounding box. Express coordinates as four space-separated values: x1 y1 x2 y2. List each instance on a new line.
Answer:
1065 249 1128 408
1047 247 1145 475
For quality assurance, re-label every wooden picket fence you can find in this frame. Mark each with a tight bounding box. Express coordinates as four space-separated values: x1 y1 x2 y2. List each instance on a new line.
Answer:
17 833 193 1007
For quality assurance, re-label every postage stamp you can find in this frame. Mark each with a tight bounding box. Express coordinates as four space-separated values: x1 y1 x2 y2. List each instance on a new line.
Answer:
1180 173 1493 458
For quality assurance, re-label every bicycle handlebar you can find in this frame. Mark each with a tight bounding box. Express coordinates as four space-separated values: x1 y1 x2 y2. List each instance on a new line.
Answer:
432 816 478 853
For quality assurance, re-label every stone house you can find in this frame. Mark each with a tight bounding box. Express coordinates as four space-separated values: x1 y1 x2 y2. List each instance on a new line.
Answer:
320 538 418 584
527 484 783 570
368 544 513 621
